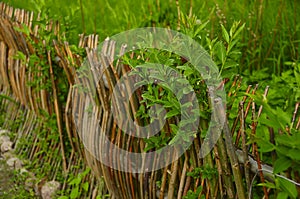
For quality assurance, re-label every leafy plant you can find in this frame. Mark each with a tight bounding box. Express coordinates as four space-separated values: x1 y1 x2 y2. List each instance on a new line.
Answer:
187 165 218 180
183 186 204 199
58 168 91 199
244 88 300 198
1 0 300 198
0 164 37 199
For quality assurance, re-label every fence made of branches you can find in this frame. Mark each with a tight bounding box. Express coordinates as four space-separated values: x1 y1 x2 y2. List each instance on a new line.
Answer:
0 2 299 199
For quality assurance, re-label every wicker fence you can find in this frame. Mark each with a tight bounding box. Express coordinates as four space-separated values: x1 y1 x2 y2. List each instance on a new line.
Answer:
1 2 300 199
0 3 108 198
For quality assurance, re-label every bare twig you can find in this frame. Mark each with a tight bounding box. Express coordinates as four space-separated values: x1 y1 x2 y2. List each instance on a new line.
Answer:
239 101 251 194
177 152 188 199
291 102 299 129
215 96 246 199
168 151 179 199
251 100 269 199
48 50 67 173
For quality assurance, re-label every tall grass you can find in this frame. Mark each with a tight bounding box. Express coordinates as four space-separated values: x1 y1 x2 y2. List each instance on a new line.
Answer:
3 0 299 76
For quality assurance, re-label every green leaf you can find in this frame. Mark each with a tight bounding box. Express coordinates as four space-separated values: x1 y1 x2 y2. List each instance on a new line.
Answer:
144 144 154 152
58 196 69 199
278 177 298 199
257 139 275 152
277 192 289 199
82 182 89 192
70 186 80 199
176 65 189 70
294 67 300 87
176 78 190 85
215 41 227 64
170 98 181 110
142 93 156 101
182 86 193 94
179 118 197 128
273 156 292 174
259 115 281 132
165 109 180 119
232 23 245 40
227 39 240 52
168 134 180 145
223 61 238 69
14 24 30 36
194 20 209 36
221 24 229 43
82 168 91 176
276 135 292 147
181 102 193 109
170 124 179 133
287 148 300 161
276 145 294 159
257 181 276 189
162 101 175 108
195 185 203 195
13 51 26 61
275 107 291 128
69 177 81 186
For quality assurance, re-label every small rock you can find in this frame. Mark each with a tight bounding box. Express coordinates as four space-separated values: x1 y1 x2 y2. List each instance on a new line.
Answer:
1 141 13 153
20 169 35 179
41 181 61 199
0 135 10 144
6 157 23 169
0 129 10 136
1 151 14 159
20 168 29 175
25 177 37 191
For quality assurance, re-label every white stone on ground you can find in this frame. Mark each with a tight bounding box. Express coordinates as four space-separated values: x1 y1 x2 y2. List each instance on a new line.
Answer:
41 181 61 199
0 135 10 144
1 141 13 153
6 157 23 169
0 128 62 198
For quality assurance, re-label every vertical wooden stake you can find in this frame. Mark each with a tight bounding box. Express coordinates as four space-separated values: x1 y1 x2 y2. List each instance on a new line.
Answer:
48 50 67 173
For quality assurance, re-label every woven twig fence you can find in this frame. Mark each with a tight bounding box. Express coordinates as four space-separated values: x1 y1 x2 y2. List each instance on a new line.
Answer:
1 2 300 199
0 2 108 198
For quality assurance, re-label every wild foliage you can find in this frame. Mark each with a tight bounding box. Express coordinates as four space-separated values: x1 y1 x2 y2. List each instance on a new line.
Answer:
0 0 299 198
